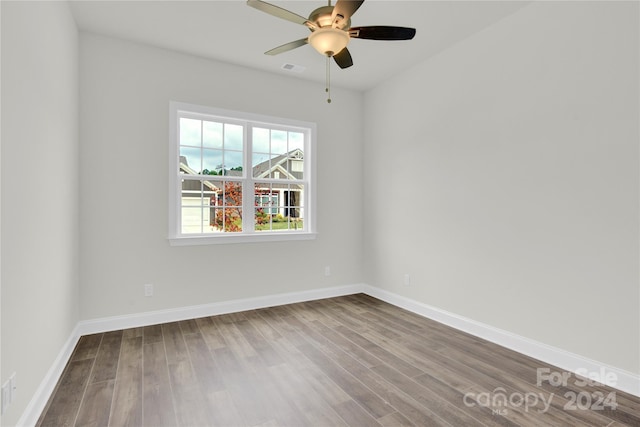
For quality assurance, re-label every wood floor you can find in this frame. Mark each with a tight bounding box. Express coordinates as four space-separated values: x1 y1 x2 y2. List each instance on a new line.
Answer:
37 294 640 427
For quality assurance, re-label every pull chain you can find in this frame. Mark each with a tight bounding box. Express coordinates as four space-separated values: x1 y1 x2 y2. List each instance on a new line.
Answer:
324 0 333 103
325 56 332 103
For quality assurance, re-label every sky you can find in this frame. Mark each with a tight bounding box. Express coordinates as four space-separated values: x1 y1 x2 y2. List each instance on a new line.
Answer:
179 117 304 174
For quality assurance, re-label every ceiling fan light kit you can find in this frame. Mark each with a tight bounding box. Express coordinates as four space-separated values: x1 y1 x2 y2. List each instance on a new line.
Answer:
308 27 350 57
247 0 416 102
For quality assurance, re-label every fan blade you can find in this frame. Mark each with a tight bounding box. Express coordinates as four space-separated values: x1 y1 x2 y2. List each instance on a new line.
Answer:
265 38 309 56
333 48 353 69
350 26 416 41
247 0 310 26
332 0 365 25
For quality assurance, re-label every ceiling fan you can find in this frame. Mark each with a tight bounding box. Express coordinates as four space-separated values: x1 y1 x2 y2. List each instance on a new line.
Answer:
247 0 416 101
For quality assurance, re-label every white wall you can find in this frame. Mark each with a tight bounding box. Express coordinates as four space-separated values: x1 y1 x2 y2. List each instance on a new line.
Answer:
79 34 364 320
1 1 79 425
363 1 639 375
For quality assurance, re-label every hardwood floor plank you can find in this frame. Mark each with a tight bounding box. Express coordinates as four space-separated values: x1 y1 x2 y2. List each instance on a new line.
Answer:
333 324 425 378
37 359 94 427
413 372 519 427
162 322 189 364
71 334 103 362
259 324 353 407
333 399 384 427
242 355 312 427
204 390 245 426
213 316 259 359
234 317 284 367
378 411 415 427
142 341 177 427
295 342 396 419
212 346 273 426
341 358 451 427
142 324 163 344
178 318 199 335
293 322 451 426
162 324 214 427
195 316 228 350
182 331 225 393
302 311 387 369
122 327 144 339
267 362 348 426
90 330 123 384
167 361 213 427
243 310 283 342
371 363 485 427
108 336 143 427
74 380 114 427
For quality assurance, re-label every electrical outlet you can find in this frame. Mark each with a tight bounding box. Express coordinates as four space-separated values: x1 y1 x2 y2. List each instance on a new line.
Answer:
9 373 16 402
324 266 331 277
1 379 11 415
144 284 154 297
403 274 411 287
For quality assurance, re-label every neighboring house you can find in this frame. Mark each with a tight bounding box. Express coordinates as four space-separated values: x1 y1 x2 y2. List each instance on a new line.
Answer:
252 148 304 219
179 149 304 233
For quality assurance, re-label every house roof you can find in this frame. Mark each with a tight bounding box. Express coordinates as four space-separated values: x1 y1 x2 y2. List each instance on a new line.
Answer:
252 148 304 181
180 149 304 192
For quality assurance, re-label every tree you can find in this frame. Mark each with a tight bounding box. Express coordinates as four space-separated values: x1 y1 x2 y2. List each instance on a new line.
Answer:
212 183 275 232
212 182 242 232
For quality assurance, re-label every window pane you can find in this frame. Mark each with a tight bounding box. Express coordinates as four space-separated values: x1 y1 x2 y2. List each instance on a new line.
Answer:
225 151 243 174
203 121 223 149
202 149 223 175
254 182 304 232
181 179 207 234
286 151 304 179
253 127 270 153
225 124 243 150
252 153 279 178
181 207 203 234
180 118 201 146
271 130 288 155
252 153 267 173
221 181 242 207
290 209 304 230
213 208 243 232
179 146 201 174
289 132 304 151
181 179 204 205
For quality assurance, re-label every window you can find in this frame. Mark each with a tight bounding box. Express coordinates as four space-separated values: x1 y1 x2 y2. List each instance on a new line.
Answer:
169 102 316 245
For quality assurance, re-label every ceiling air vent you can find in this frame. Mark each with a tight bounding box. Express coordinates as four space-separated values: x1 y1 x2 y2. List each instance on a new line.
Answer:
281 63 305 73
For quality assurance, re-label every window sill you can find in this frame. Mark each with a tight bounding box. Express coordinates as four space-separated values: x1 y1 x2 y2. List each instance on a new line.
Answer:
168 232 317 246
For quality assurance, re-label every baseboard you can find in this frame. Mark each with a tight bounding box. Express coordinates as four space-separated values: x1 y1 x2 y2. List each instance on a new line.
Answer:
16 324 82 427
76 283 366 336
363 285 640 398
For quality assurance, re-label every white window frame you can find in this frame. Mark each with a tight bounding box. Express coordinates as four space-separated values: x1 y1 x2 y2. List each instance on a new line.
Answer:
168 101 317 246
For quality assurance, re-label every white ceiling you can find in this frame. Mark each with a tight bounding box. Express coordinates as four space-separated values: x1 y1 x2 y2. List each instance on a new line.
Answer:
69 0 530 91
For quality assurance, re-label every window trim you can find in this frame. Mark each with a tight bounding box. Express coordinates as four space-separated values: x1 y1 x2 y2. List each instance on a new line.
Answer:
168 102 317 246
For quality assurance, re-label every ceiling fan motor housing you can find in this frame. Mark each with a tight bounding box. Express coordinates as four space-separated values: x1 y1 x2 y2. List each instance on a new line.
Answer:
308 6 350 29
